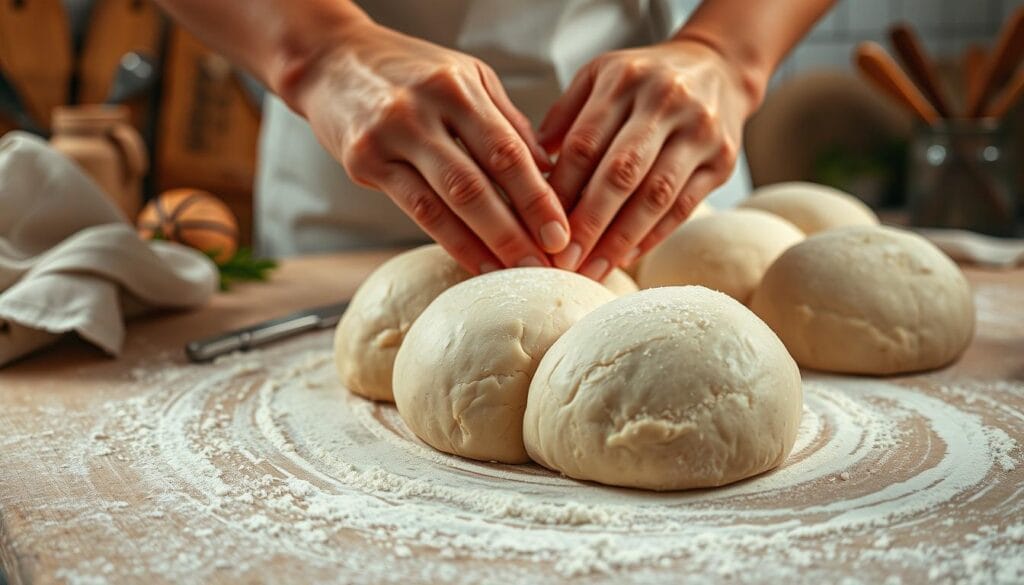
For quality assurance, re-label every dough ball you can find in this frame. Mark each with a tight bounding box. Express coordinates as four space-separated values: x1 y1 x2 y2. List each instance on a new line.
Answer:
333 244 471 401
524 286 802 491
601 268 639 296
637 209 804 304
750 225 975 375
625 201 713 278
393 268 615 463
739 181 879 235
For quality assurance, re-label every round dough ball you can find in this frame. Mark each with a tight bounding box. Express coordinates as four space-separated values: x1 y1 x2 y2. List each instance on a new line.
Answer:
524 286 803 491
740 181 879 235
601 268 639 296
750 225 975 375
393 268 615 463
625 201 714 279
637 209 804 304
333 245 471 401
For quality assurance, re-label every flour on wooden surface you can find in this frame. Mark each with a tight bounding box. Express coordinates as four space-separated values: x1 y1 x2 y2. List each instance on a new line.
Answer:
4 330 1023 585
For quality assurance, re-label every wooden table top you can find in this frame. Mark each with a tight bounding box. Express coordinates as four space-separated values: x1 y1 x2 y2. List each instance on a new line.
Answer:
1 252 1022 585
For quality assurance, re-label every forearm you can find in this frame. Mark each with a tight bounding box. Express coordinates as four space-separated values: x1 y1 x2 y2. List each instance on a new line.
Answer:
673 0 836 111
152 0 371 105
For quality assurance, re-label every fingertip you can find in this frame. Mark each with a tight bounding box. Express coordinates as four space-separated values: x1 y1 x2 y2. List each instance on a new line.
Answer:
579 257 610 281
553 241 583 271
539 221 570 254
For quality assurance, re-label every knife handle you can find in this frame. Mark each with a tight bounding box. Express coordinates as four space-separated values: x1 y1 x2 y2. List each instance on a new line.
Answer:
185 314 321 363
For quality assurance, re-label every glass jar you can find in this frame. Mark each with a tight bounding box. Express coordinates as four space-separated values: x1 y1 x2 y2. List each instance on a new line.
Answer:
907 119 1018 237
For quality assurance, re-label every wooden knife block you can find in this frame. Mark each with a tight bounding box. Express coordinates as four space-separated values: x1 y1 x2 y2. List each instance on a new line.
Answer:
155 26 259 245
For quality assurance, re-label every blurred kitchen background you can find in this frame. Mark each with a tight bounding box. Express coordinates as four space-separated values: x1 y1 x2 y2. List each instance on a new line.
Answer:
1 0 1022 246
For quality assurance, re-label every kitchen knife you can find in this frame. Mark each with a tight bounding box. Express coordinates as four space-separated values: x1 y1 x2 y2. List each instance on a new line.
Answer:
185 301 349 363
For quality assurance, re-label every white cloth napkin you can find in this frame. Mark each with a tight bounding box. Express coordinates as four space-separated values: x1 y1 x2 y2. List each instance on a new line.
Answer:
0 132 219 367
913 228 1024 269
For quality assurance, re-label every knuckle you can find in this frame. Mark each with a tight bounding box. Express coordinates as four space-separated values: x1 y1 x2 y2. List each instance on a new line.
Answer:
405 191 445 230
673 193 700 221
642 174 677 212
441 165 487 207
650 74 690 111
604 229 634 252
564 130 601 165
607 151 644 192
575 208 605 238
518 188 554 217
421 64 473 106
379 92 419 127
341 137 378 184
486 135 527 173
489 229 525 258
717 138 739 168
690 106 716 139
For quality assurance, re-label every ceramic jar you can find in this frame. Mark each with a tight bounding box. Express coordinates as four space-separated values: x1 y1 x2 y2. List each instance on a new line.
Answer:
49 105 147 219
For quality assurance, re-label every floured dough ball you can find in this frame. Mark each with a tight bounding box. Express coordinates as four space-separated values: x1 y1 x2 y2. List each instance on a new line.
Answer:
626 201 714 279
739 181 879 235
601 268 639 296
524 286 802 491
751 225 975 374
637 209 804 304
333 244 471 401
393 268 615 463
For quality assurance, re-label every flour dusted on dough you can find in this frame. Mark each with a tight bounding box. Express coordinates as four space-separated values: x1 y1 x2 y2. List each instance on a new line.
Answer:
600 268 639 296
524 286 803 490
392 268 614 463
739 181 879 235
333 245 471 401
751 225 975 374
637 209 804 304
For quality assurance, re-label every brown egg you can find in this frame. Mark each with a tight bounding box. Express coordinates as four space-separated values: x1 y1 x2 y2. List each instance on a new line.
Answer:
137 189 238 264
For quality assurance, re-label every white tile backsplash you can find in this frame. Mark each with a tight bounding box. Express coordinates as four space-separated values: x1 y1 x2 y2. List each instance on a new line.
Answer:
771 0 1010 83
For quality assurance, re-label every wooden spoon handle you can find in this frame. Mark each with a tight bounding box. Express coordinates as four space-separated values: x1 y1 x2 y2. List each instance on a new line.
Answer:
855 41 940 125
983 69 1024 119
966 6 1024 117
889 23 953 118
962 45 988 117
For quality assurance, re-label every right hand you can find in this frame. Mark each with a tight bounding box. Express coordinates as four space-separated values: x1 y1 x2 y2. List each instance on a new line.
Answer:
290 22 570 273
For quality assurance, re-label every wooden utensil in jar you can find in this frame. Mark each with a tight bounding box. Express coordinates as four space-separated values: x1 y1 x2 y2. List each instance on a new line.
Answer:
854 41 940 125
889 23 953 118
965 6 1024 118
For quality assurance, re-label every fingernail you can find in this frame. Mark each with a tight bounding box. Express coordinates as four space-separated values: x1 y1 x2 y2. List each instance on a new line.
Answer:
623 247 641 266
580 257 609 281
555 242 583 270
517 256 543 267
480 261 500 274
539 221 569 253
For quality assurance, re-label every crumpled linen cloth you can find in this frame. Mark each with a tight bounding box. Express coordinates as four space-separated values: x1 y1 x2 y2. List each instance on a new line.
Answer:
0 131 219 367
913 228 1024 269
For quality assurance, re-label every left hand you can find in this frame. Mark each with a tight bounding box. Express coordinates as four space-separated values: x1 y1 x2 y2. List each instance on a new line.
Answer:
537 39 757 280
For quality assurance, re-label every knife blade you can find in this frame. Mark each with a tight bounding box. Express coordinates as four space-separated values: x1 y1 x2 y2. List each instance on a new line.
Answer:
185 301 349 363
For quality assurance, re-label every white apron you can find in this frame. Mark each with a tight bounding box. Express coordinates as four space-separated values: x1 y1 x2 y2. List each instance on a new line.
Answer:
255 0 751 257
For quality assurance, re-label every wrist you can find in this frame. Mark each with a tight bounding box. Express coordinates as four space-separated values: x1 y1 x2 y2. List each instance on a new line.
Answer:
269 9 375 116
669 28 771 116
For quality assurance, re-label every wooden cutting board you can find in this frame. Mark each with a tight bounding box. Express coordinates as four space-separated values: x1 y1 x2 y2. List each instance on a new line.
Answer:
0 252 1022 584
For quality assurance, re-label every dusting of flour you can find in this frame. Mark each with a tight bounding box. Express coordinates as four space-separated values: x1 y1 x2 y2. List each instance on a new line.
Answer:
4 329 1023 585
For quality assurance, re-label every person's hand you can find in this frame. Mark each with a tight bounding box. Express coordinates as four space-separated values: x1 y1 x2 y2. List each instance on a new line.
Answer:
537 39 757 280
292 22 570 273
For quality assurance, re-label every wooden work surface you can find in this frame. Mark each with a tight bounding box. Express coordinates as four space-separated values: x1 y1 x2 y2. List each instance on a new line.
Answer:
1 251 1022 585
